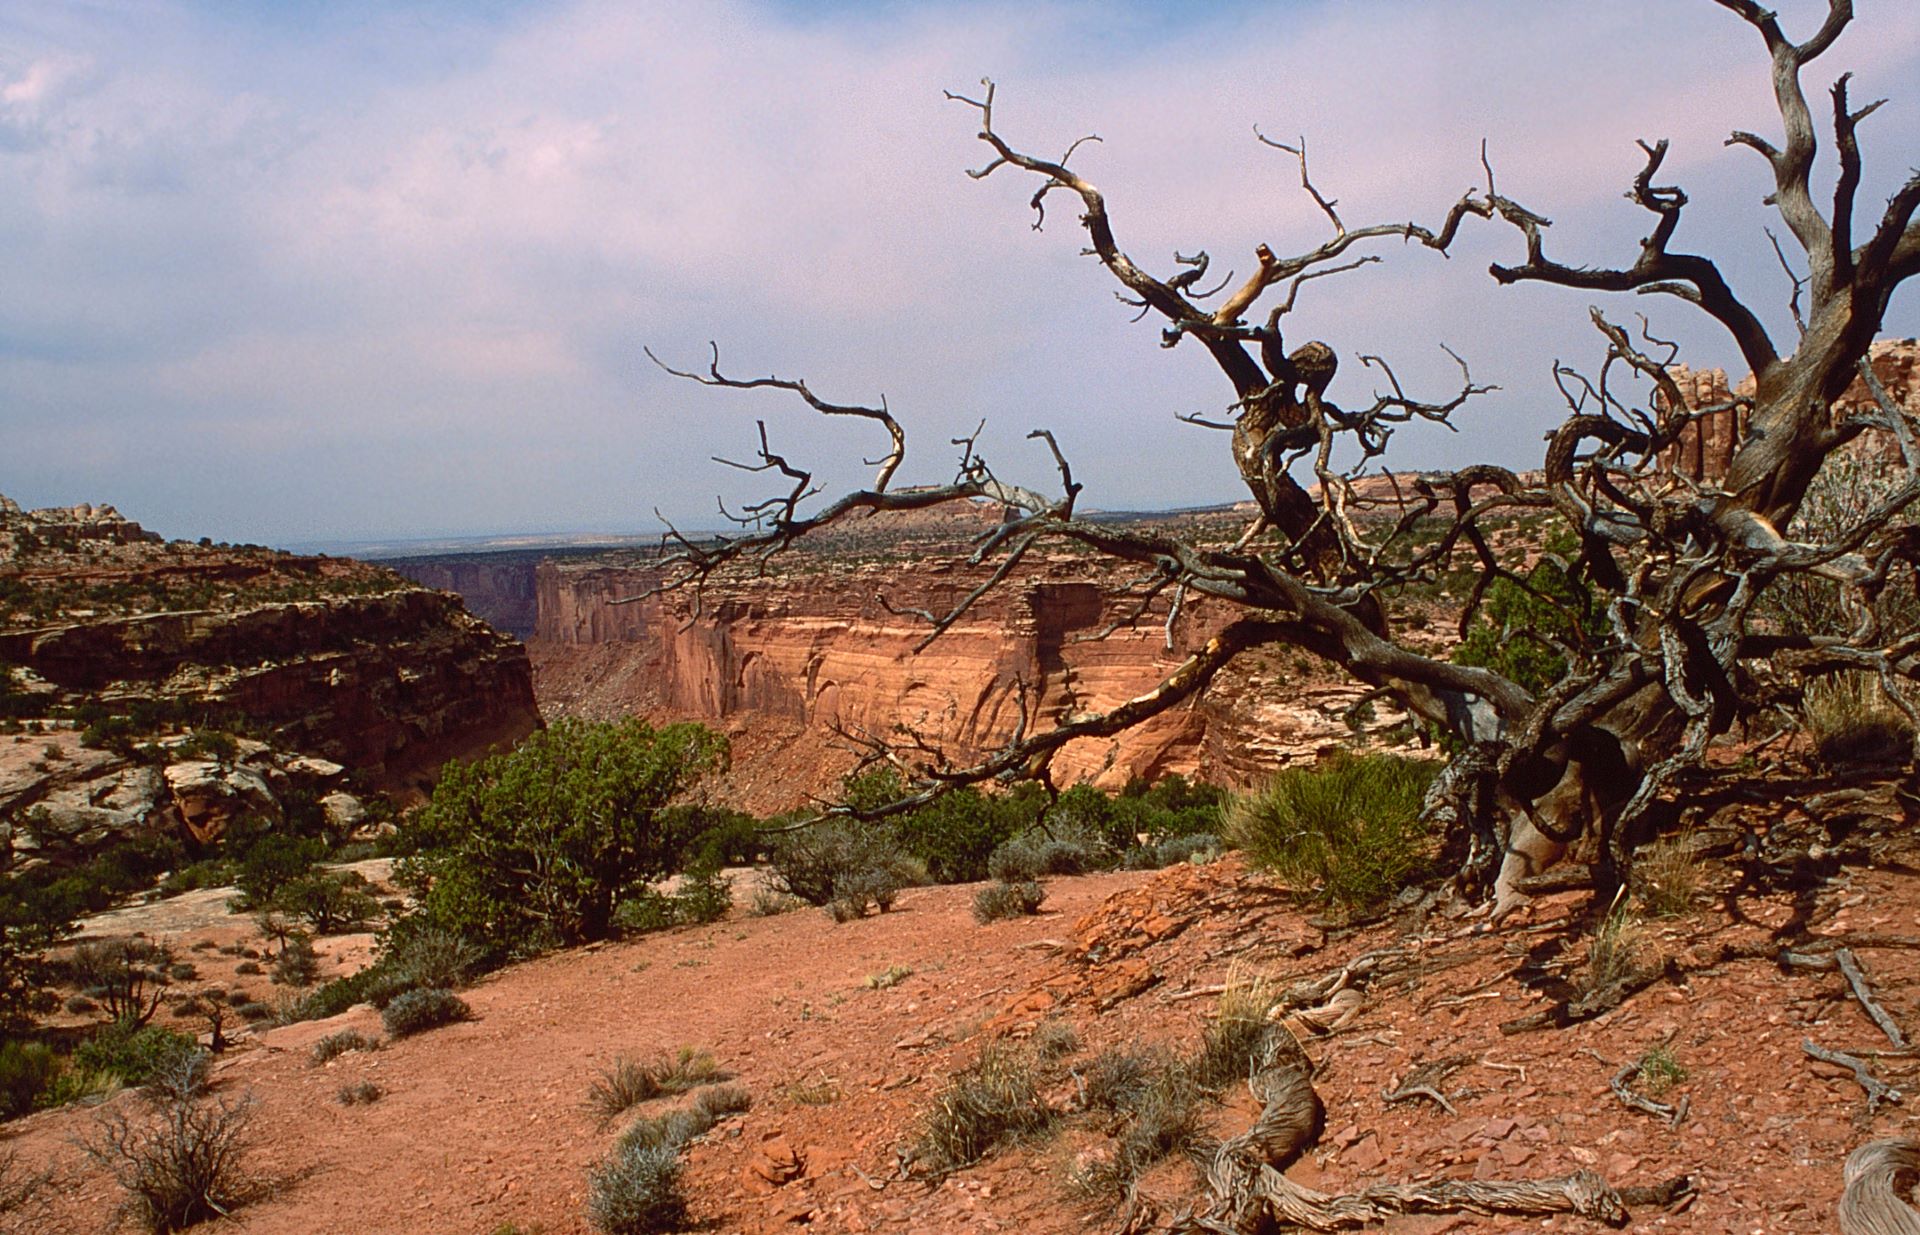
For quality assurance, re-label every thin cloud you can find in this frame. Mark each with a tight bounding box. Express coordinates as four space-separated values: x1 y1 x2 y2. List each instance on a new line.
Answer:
0 0 1915 542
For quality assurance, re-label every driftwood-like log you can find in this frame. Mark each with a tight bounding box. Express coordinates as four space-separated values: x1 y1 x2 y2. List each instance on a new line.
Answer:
1839 1139 1920 1235
1169 1027 1680 1233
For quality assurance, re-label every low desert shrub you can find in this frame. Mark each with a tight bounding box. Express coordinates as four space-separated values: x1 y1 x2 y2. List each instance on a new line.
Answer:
337 1081 382 1106
586 1141 686 1235
289 925 481 1023
71 939 176 1028
38 1062 121 1110
268 934 320 988
1636 1044 1687 1096
1223 753 1439 912
615 1085 751 1158
1803 671 1915 767
987 823 1106 882
380 988 471 1038
826 865 906 922
85 1088 257 1234
311 1029 378 1066
766 821 920 913
616 1108 711 1155
1153 833 1222 866
0 1039 58 1118
972 880 1046 924
377 925 481 996
612 863 733 935
276 870 380 935
913 1044 1054 1173
748 888 803 917
75 1023 199 1089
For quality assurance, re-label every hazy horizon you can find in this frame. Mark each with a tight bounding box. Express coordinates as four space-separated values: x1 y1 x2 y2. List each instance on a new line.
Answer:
4 0 1918 547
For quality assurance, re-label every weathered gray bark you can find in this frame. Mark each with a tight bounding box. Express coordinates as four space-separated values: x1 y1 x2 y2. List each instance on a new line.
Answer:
653 2 1920 910
1840 1139 1920 1235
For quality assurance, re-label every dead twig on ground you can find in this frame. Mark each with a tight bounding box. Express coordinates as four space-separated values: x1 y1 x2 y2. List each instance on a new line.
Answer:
1382 1057 1471 1117
1805 1038 1904 1113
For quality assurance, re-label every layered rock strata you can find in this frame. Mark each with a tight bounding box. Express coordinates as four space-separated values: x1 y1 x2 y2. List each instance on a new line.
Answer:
1 498 541 795
527 514 1414 813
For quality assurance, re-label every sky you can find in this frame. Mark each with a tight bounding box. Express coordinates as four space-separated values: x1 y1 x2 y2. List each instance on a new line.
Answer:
2 0 1918 548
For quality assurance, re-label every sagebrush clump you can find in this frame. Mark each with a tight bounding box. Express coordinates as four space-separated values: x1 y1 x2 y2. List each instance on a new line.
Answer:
587 1141 686 1234
380 988 471 1038
972 879 1046 923
310 1029 378 1066
1224 753 1439 913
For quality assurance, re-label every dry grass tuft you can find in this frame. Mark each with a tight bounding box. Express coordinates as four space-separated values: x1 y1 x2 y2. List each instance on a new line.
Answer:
586 1049 731 1126
914 1044 1054 1173
1583 900 1653 993
1804 671 1916 767
1633 833 1701 918
1194 973 1284 1089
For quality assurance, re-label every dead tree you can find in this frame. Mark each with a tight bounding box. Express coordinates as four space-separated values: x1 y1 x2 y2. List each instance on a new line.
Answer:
648 0 1920 915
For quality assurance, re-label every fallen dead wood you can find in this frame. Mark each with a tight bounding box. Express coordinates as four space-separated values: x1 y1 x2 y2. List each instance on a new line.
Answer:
1839 1139 1920 1235
1837 949 1910 1049
1513 865 1596 895
1805 1038 1904 1112
1499 961 1672 1035
1607 1061 1687 1126
1157 1023 1683 1234
1382 1056 1471 1117
1784 949 1910 1049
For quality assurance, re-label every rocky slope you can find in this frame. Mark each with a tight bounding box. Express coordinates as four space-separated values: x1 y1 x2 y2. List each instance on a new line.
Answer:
7 797 1920 1235
0 497 541 801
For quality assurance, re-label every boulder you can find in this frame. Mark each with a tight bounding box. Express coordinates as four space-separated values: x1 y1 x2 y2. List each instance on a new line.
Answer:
164 760 281 844
321 791 367 834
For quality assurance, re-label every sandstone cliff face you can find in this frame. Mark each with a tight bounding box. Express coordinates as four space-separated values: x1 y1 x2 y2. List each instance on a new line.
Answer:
1661 337 1919 482
385 551 543 638
528 517 1411 813
0 591 539 790
1 498 541 794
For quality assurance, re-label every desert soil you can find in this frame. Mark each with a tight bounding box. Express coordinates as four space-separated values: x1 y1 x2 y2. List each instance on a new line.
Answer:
6 850 1920 1235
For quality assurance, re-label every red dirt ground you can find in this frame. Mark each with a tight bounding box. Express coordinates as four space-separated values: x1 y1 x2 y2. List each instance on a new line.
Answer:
7 848 1920 1235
